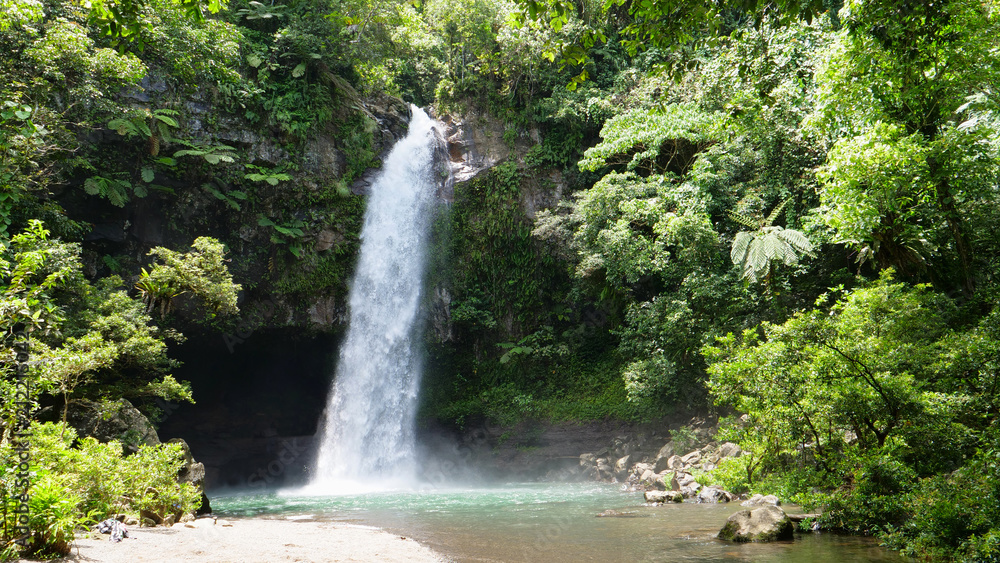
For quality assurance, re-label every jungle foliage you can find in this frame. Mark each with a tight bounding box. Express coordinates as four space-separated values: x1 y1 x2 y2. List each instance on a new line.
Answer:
2 0 1000 558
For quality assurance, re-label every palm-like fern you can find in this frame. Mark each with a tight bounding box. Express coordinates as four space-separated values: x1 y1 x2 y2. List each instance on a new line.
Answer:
729 199 815 284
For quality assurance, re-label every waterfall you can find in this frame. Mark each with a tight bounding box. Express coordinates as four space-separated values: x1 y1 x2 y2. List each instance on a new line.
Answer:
309 106 443 491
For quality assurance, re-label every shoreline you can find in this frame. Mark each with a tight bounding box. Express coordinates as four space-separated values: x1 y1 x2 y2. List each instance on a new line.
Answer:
36 518 447 563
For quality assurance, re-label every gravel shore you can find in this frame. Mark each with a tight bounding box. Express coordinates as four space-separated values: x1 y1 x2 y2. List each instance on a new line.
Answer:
36 518 447 563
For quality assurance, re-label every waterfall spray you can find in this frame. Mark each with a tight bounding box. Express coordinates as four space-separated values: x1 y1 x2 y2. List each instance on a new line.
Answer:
308 107 444 492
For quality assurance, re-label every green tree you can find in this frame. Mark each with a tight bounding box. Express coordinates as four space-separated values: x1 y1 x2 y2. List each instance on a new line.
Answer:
704 271 974 491
136 237 241 320
808 0 1000 293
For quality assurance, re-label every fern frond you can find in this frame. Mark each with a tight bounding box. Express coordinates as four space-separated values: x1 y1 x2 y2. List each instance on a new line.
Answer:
731 231 752 265
727 210 760 230
764 198 791 227
777 228 816 257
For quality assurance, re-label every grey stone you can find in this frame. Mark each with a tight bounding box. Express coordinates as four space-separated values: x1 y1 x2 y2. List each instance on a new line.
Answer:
64 399 159 452
680 451 702 466
718 442 742 459
742 494 781 507
656 441 675 460
645 490 684 503
666 455 684 470
653 455 672 473
697 486 734 503
718 506 794 542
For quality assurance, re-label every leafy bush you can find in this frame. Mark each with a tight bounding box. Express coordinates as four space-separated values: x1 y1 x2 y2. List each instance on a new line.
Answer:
0 422 199 559
27 422 201 520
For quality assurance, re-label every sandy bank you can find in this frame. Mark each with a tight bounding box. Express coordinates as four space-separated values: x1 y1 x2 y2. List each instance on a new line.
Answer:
37 518 447 563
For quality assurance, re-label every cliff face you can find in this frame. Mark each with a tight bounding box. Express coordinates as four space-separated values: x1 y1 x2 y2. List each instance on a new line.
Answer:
69 77 578 489
71 91 414 338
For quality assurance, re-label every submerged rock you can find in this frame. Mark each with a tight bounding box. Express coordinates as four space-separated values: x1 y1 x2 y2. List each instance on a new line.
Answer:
718 506 794 542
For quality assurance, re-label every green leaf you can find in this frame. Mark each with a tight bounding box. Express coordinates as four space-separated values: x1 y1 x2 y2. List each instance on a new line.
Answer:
141 167 155 183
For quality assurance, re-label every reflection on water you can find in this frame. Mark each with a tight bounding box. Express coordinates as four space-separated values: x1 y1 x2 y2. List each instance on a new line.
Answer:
213 483 906 562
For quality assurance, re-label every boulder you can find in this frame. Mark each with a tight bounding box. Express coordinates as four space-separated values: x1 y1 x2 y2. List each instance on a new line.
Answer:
632 462 654 476
670 471 702 498
718 442 742 459
741 494 781 507
718 506 794 542
614 455 631 479
645 490 684 504
696 486 734 503
653 455 672 473
65 399 159 452
140 509 162 525
666 455 684 470
656 442 675 460
596 458 613 478
579 453 597 467
168 438 212 515
680 451 702 466
651 472 670 491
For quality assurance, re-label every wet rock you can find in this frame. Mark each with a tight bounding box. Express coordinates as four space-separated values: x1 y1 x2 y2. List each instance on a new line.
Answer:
314 229 343 252
614 455 631 480
645 490 683 504
718 506 794 542
307 295 339 328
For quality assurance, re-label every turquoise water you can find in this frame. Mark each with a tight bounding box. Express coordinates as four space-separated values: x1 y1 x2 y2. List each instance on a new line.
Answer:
213 483 906 562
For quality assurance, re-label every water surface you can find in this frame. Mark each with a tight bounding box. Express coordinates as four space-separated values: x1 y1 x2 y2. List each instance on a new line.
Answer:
214 483 905 562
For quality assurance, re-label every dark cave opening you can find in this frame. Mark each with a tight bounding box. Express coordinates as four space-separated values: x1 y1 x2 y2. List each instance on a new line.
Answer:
157 329 339 491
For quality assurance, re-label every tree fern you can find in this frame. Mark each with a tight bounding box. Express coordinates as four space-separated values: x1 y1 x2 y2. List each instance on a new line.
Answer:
729 199 815 284
83 176 133 207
